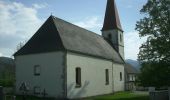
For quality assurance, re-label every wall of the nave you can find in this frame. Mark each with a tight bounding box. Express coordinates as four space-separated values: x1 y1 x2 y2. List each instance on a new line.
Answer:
113 63 125 92
66 52 113 99
15 52 65 98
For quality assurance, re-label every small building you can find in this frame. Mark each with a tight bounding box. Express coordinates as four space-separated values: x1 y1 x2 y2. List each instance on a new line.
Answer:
125 63 139 91
14 0 126 99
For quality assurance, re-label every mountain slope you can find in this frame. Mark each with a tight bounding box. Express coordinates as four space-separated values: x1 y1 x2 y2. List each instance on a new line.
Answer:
126 59 141 71
0 57 15 79
0 57 14 66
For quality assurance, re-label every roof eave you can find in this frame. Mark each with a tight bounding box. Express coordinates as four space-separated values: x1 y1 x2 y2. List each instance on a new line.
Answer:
67 50 124 64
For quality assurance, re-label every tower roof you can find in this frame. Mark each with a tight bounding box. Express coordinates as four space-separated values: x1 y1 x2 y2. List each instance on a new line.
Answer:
102 0 123 31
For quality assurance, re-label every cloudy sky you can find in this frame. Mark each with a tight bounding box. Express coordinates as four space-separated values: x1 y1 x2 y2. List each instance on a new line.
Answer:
0 0 147 60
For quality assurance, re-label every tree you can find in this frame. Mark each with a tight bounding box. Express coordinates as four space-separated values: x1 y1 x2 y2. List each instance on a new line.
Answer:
16 41 25 51
136 0 170 87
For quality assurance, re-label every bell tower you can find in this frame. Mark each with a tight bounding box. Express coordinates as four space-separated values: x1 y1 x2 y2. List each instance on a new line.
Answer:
101 0 124 59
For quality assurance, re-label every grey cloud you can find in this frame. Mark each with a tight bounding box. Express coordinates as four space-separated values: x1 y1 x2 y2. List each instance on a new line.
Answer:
0 1 43 57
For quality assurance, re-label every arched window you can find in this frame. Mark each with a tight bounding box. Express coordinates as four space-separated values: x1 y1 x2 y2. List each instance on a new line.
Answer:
120 34 122 42
75 67 81 87
108 34 112 40
105 69 109 85
120 72 122 81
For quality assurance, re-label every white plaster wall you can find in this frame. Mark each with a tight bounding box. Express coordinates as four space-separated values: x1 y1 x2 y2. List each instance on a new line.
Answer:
15 52 65 98
102 30 124 59
102 30 118 44
67 52 113 99
113 63 125 92
119 46 124 59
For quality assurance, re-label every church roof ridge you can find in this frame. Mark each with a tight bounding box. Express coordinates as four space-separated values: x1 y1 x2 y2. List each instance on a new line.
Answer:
51 15 103 38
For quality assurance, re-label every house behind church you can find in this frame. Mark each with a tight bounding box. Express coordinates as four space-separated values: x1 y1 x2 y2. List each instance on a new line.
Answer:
125 63 139 91
14 0 125 99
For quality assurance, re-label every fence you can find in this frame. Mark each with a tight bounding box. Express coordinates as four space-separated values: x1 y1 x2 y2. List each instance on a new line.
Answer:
0 86 4 100
4 95 16 100
0 86 16 100
150 90 169 100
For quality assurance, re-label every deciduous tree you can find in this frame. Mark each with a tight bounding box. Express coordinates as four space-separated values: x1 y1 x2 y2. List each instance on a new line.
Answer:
136 0 170 87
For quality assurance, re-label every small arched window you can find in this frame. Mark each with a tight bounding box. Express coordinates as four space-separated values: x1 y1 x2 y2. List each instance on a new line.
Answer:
75 67 81 87
120 72 122 81
120 34 122 42
108 34 112 40
105 69 109 85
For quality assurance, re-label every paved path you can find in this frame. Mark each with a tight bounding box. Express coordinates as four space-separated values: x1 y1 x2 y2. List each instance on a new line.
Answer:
133 91 149 95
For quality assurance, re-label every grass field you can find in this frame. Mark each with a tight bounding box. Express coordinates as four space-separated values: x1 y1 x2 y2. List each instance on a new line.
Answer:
5 91 149 100
91 92 149 100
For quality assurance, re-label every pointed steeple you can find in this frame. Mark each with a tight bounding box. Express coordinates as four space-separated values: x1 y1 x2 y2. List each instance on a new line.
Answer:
102 0 123 31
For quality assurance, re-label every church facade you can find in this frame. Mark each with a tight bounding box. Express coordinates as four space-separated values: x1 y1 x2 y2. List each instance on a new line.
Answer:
14 0 125 99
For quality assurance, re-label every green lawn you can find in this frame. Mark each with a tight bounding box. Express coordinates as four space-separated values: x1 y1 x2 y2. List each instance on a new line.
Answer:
5 92 149 100
91 92 149 100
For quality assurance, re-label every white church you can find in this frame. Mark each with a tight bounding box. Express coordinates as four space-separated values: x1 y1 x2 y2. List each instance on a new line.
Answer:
14 0 125 99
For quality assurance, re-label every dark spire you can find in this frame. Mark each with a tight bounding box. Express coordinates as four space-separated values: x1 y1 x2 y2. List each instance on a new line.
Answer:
102 0 123 31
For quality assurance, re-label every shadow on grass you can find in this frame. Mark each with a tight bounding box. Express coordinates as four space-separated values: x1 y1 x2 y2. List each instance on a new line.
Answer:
94 96 149 100
91 92 150 100
16 95 56 100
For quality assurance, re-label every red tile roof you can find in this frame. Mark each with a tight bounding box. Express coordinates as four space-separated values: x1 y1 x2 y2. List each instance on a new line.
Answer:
102 0 123 31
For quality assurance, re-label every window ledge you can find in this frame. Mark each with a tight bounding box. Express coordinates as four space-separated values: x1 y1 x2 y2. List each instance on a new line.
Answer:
34 74 40 76
105 83 109 85
75 84 81 88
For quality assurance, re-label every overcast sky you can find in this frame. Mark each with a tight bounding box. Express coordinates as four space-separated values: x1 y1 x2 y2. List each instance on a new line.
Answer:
0 0 147 60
